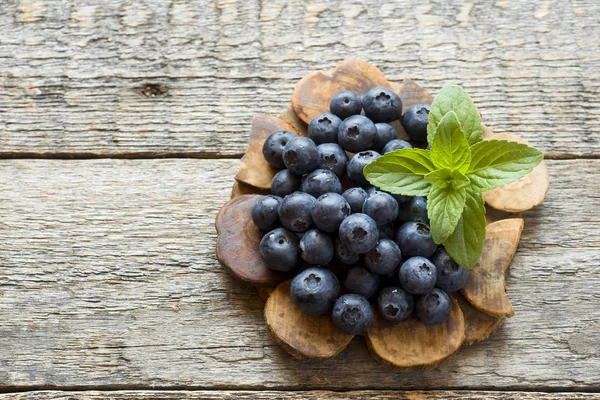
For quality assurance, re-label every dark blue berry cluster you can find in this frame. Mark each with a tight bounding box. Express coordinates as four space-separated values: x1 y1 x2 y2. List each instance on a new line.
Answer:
252 89 467 334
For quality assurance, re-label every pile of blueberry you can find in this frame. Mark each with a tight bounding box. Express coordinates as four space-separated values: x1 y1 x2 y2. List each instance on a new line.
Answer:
252 87 469 335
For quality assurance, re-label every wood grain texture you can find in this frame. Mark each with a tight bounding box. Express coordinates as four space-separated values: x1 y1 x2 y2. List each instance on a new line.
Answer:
0 0 599 157
0 159 598 390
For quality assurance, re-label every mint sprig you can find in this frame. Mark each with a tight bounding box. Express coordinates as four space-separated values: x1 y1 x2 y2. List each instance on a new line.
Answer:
363 83 543 268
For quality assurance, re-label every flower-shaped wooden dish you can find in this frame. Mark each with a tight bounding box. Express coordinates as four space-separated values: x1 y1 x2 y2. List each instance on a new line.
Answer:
215 60 550 370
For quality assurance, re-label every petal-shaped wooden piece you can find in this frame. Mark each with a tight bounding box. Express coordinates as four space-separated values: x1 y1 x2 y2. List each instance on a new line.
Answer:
215 195 289 285
264 280 353 359
483 132 550 212
230 181 269 199
365 296 465 370
279 107 308 137
291 60 392 124
235 115 301 190
461 218 524 318
454 293 505 346
397 78 434 115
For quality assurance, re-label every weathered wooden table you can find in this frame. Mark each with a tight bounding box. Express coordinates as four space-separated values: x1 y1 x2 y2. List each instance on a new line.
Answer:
0 0 598 399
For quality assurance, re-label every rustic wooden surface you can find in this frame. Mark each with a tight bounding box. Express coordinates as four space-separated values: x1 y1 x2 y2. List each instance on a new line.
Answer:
0 0 599 398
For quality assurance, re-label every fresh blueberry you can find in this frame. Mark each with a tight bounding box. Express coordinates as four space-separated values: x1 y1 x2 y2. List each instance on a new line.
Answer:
337 115 377 153
301 169 342 198
382 139 413 154
342 187 368 214
362 87 402 123
334 237 361 265
416 288 452 325
362 191 399 226
330 90 362 120
290 267 339 315
316 143 348 178
373 123 397 152
262 130 298 169
308 113 342 145
397 196 429 224
377 286 414 322
311 193 350 233
365 238 402 274
346 150 380 186
299 229 334 265
282 137 319 175
343 266 379 299
377 222 396 240
403 103 430 143
331 294 373 335
259 227 299 272
395 221 437 258
398 256 437 295
271 169 301 197
278 192 316 233
338 213 379 254
251 195 282 231
431 248 469 292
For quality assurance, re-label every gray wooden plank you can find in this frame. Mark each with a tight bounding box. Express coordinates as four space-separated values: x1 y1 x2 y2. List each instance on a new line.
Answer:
0 0 599 157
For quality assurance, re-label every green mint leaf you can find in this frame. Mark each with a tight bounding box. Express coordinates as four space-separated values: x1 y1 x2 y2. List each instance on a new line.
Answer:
363 149 435 196
441 191 486 269
425 168 470 189
430 111 471 173
427 180 467 244
466 139 544 192
427 84 483 147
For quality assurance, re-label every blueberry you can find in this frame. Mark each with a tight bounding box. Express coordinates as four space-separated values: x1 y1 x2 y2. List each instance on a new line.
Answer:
299 229 334 265
259 228 299 272
334 237 361 265
343 266 379 299
331 294 373 335
311 193 350 233
416 288 452 325
316 143 348 178
365 238 402 274
282 137 319 175
271 169 301 197
362 87 402 123
398 256 437 295
278 192 316 233
262 130 298 169
397 196 429 224
431 248 469 292
330 90 362 120
337 115 377 153
377 222 396 240
403 103 430 143
338 213 379 254
301 169 342 198
373 123 397 152
342 187 368 214
377 286 414 322
346 150 380 187
362 191 399 226
290 267 339 315
251 195 282 231
395 221 437 258
382 139 413 154
308 113 342 145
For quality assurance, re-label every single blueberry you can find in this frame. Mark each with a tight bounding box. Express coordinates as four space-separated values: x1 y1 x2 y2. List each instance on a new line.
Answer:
377 222 396 240
362 191 399 226
431 248 469 292
346 150 380 187
271 169 301 197
373 123 397 152
382 139 413 154
308 113 342 145
342 187 368 214
343 266 379 299
395 221 437 258
301 169 342 198
282 137 319 175
397 196 430 224
334 237 361 265
416 288 452 325
331 293 373 335
337 115 377 153
362 87 402 123
403 103 430 143
311 193 351 233
365 238 402 275
278 191 316 233
338 213 379 254
262 130 298 169
251 195 282 231
316 143 348 178
290 267 339 315
259 227 299 272
299 229 334 265
377 286 414 322
330 90 363 120
398 256 437 295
